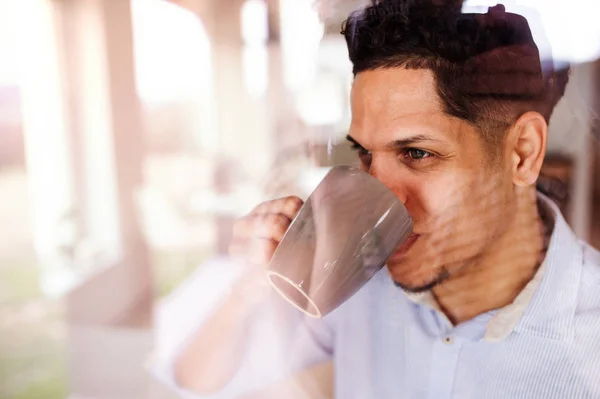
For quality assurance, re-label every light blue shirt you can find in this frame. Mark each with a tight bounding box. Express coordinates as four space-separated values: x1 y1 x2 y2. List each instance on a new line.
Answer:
155 196 600 398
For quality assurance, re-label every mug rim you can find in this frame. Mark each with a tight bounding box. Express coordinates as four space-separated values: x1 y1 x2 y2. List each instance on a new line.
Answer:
266 270 323 319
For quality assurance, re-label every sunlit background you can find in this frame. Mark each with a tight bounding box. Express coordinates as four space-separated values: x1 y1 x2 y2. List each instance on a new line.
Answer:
0 0 598 398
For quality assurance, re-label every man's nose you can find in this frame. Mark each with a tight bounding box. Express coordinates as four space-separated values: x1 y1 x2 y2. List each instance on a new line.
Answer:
367 159 408 205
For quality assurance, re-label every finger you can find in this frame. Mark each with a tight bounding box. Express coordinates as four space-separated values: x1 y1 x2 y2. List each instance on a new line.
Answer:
229 237 279 267
251 196 304 220
233 212 292 242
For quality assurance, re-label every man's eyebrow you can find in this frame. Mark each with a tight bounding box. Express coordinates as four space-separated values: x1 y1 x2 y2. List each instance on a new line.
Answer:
384 134 443 149
346 134 443 152
346 135 366 150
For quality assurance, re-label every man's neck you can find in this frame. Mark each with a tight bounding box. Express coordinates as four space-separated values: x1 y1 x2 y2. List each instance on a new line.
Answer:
432 188 549 326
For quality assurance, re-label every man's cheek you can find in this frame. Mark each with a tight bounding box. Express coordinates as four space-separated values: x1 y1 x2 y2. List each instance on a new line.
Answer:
419 204 487 262
407 193 457 233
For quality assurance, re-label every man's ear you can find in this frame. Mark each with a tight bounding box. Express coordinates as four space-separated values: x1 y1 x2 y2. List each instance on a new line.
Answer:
506 111 548 187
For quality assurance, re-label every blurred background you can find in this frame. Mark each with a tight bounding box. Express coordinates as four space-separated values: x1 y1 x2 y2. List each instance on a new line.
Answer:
0 0 598 398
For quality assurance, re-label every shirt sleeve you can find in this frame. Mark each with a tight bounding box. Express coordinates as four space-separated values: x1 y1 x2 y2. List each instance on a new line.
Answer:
148 258 335 399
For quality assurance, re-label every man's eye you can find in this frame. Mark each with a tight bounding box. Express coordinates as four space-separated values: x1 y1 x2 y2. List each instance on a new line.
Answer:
404 148 432 160
350 145 372 168
350 144 368 155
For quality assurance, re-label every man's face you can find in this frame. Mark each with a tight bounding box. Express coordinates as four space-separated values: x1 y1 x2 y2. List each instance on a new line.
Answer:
348 68 517 292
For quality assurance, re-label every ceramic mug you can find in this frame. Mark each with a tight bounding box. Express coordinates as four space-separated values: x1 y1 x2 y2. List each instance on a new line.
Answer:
267 165 413 318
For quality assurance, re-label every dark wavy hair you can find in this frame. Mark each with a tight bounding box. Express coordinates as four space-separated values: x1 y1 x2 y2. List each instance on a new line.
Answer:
341 0 571 204
341 1 569 148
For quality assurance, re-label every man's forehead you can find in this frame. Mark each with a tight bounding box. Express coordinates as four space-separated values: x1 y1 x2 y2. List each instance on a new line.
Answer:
349 68 460 142
351 68 443 120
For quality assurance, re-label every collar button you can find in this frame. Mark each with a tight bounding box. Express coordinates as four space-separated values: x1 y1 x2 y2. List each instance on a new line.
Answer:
442 336 454 345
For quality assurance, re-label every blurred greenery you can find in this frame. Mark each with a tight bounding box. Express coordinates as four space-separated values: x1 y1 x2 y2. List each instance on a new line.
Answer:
0 257 42 305
0 246 212 399
10 375 67 399
0 257 66 399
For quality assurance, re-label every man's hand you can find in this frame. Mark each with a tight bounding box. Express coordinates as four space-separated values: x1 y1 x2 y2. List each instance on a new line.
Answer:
174 196 305 395
229 196 304 267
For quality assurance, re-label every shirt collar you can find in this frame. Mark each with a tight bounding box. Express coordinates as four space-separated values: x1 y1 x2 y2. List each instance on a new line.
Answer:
510 193 582 341
403 192 582 342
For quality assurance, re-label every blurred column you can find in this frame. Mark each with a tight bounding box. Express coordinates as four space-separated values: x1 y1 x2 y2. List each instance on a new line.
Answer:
59 0 151 327
56 0 156 397
214 0 251 254
266 0 296 150
216 0 271 163
13 0 77 294
177 0 300 250
181 0 279 252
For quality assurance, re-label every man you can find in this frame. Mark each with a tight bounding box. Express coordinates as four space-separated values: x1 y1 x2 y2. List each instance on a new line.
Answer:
161 1 600 398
